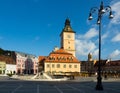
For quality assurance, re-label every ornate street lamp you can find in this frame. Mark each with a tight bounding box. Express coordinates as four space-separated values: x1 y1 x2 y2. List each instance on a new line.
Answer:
88 1 113 90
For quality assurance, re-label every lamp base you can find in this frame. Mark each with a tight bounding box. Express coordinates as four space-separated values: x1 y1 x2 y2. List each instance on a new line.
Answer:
95 84 103 90
95 76 103 90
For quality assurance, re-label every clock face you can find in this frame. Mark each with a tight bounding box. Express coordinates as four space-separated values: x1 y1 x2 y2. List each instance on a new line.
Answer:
67 35 71 38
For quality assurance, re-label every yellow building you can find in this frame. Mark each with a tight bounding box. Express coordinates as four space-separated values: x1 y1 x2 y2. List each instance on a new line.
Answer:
44 48 80 75
0 61 6 74
38 19 80 75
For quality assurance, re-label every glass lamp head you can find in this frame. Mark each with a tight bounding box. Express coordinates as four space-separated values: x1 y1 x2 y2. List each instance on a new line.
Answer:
88 13 93 20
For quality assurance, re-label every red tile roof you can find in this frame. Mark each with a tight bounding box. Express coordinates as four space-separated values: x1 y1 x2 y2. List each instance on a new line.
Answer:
0 55 15 64
38 56 46 63
45 48 80 63
106 60 120 66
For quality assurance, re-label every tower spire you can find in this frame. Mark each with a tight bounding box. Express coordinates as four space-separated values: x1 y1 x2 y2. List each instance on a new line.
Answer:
65 18 70 26
62 18 74 32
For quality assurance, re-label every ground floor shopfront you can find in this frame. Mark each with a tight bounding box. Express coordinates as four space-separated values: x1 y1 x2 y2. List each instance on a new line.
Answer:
17 69 38 74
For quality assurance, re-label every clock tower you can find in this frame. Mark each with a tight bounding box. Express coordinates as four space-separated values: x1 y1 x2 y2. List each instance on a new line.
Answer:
60 18 76 56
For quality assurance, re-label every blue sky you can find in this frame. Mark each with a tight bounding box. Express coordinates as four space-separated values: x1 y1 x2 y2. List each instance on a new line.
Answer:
0 0 120 61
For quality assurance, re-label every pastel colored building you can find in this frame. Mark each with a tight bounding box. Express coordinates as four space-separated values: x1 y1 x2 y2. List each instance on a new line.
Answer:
5 64 16 74
0 61 6 74
0 55 16 74
15 52 38 74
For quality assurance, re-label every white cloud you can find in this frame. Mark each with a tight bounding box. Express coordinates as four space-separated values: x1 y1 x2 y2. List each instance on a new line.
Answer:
101 32 109 41
111 1 120 24
75 27 99 60
77 28 98 39
111 33 120 42
109 49 120 59
93 49 99 58
84 28 98 39
75 39 97 56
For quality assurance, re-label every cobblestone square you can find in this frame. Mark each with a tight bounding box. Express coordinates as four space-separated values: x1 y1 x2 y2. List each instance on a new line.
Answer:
0 79 120 93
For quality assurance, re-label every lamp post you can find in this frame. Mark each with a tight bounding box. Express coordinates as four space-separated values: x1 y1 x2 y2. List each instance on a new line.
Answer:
88 1 113 90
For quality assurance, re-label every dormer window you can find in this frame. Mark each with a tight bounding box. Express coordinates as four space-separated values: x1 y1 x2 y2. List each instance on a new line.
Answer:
67 57 69 60
71 57 73 60
49 56 52 60
63 57 66 60
57 57 60 60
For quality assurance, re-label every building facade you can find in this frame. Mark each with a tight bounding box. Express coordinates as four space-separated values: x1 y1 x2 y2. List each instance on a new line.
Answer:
0 61 6 74
0 54 16 75
16 52 38 74
80 53 95 76
5 64 16 74
101 60 120 77
43 48 80 75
